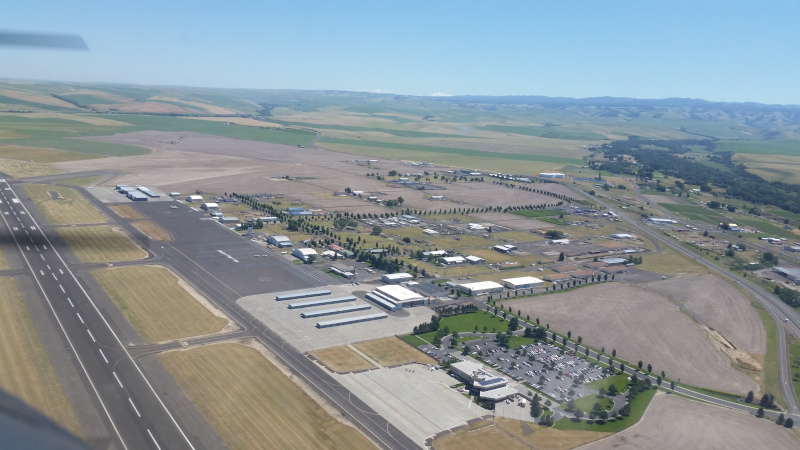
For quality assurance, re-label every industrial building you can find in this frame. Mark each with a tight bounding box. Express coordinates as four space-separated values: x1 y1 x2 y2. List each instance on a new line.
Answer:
785 246 800 253
137 186 160 198
186 195 204 202
276 290 331 301
423 250 447 257
366 285 427 310
287 295 356 309
465 255 485 264
502 276 544 289
422 228 439 235
544 274 572 282
600 257 627 265
458 281 503 296
539 173 565 178
329 264 355 279
291 248 318 262
610 233 635 239
381 273 414 284
553 265 579 273
493 244 516 253
126 191 148 201
316 313 388 328
773 266 800 283
439 256 466 265
201 202 219 211
649 218 678 225
266 235 292 247
219 216 239 224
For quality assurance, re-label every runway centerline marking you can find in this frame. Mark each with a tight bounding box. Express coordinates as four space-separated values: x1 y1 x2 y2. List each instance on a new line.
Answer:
67 297 74 308
77 313 84 324
128 398 141 418
113 371 124 389
87 329 96 342
147 430 162 450
98 348 109 364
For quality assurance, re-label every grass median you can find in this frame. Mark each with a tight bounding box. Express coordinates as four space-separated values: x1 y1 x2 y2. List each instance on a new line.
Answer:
0 277 82 437
93 266 226 342
159 343 374 450
22 183 106 224
57 225 146 263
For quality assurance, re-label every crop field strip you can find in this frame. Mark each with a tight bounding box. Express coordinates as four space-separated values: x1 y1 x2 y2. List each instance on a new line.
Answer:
92 266 226 343
159 343 375 450
57 226 146 263
22 183 107 224
0 277 82 437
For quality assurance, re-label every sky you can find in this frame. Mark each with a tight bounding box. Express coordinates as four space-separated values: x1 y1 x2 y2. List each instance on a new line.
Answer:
3 1 800 105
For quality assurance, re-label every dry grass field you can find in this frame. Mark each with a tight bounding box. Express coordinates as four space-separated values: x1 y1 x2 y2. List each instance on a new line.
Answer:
131 220 172 241
57 226 146 263
354 337 436 367
732 153 800 184
433 418 609 450
159 343 375 450
311 346 376 373
0 158 60 178
647 276 766 354
0 277 82 437
58 175 106 187
0 145 101 163
0 248 8 271
108 204 144 219
93 266 227 343
509 282 758 394
584 392 800 449
22 183 106 224
184 116 284 127
0 89 79 108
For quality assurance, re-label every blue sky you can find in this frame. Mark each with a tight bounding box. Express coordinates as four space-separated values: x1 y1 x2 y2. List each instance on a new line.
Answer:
3 1 799 104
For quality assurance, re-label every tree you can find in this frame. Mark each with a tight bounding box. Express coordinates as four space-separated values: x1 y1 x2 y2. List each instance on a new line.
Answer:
756 407 765 418
670 380 675 390
608 384 619 396
647 363 652 373
612 349 616 358
544 230 564 239
599 387 606 396
785 418 794 428
759 393 776 409
777 413 786 425
637 360 643 370
745 391 754 403
574 409 584 420
508 317 519 331
567 331 572 339
558 252 565 262
372 225 382 235
656 375 662 386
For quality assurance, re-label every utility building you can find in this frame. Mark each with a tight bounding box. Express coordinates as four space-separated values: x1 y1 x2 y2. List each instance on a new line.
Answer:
186 195 204 202
201 202 219 211
266 235 292 247
381 273 414 284
458 281 503 296
502 276 544 289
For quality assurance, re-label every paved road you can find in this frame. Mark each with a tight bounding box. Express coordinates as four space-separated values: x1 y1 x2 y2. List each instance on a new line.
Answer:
561 181 800 419
0 179 194 450
72 185 420 449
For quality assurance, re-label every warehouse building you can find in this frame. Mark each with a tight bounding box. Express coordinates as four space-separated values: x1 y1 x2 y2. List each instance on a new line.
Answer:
381 272 414 284
329 264 355 279
466 255 485 264
544 274 572 282
292 248 318 262
266 235 292 247
493 244 516 253
610 233 635 239
539 173 565 178
127 191 148 201
649 218 678 225
186 195 204 202
773 266 800 283
201 202 219 211
366 285 427 310
600 257 627 265
502 276 544 289
553 265 579 273
439 256 466 265
785 246 800 253
458 281 503 296
423 250 447 257
219 216 239 224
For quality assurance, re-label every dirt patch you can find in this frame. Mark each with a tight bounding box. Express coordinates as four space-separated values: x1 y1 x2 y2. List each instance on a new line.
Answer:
509 283 758 394
354 337 436 367
108 204 144 219
704 327 762 377
311 346 376 373
131 220 172 241
582 392 800 450
646 276 766 354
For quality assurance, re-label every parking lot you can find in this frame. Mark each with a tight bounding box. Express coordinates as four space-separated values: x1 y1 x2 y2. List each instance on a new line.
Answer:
420 337 606 402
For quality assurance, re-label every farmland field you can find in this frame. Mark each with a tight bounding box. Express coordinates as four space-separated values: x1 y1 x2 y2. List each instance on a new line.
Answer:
715 139 800 156
93 266 227 342
509 282 758 394
585 392 800 449
57 226 145 263
0 277 82 437
433 417 609 450
0 145 101 162
159 343 375 450
0 158 60 178
22 184 106 224
658 203 729 225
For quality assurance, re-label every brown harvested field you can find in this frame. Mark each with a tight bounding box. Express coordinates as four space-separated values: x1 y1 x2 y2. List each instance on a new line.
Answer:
148 96 239 115
93 266 228 342
57 226 146 263
0 89 79 108
647 276 766 354
0 277 82 437
0 247 8 271
0 145 101 163
132 220 172 241
109 204 144 219
433 418 608 450
354 337 436 367
508 282 758 394
583 392 800 450
310 346 376 373
23 183 106 224
160 343 375 450
642 194 683 205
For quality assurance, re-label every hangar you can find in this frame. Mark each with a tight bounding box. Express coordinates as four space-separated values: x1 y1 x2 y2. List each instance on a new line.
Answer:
366 285 428 310
458 281 503 296
502 276 544 289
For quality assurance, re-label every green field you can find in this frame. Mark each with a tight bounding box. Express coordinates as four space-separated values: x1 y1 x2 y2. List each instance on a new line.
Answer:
57 226 145 263
0 145 101 163
511 210 562 218
574 394 614 413
659 203 729 225
93 266 226 342
272 120 470 139
554 387 657 432
585 373 630 394
22 183 107 224
159 343 375 450
411 311 511 342
789 337 800 408
478 125 607 141
715 139 800 156
0 277 82 437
